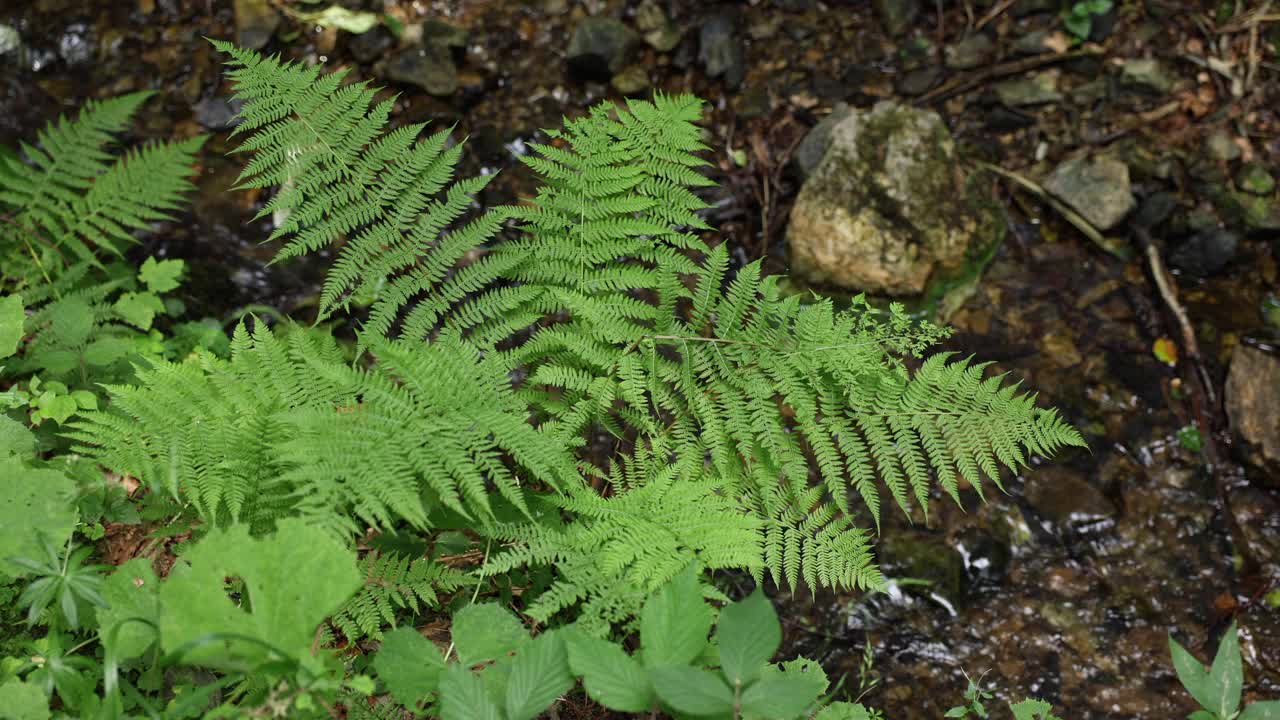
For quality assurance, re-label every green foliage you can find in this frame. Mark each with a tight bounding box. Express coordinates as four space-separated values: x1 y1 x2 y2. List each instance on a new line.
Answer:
9 537 107 630
1171 623 1280 720
332 550 471 641
1062 0 1112 41
0 456 78 578
0 91 203 278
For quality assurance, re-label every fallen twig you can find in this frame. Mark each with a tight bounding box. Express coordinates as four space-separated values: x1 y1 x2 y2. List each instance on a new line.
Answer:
975 162 1131 259
917 46 1104 104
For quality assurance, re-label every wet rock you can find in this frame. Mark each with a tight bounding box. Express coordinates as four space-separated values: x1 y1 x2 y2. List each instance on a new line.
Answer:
421 20 468 51
1024 467 1116 528
567 17 638 81
1012 29 1054 55
383 43 457 96
895 66 940 96
347 25 394 63
1235 162 1275 196
1231 488 1280 569
874 0 919 37
1206 129 1241 162
1119 58 1176 95
1225 345 1280 474
233 0 279 50
1043 155 1135 231
699 12 745 89
953 530 1010 591
944 34 994 70
1170 229 1239 277
0 24 19 56
786 102 1002 294
192 97 241 130
994 72 1062 106
610 64 649 95
793 102 854 179
57 22 93 67
636 0 681 52
878 531 965 604
1133 191 1177 229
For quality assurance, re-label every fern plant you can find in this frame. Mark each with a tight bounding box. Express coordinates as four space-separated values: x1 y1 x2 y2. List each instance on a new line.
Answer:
333 550 471 642
72 43 1084 638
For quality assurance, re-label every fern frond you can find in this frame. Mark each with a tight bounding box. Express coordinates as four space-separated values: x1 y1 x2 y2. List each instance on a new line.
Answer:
331 550 471 641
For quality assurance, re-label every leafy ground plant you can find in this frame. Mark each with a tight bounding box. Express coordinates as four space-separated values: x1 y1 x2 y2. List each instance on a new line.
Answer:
1170 623 1280 720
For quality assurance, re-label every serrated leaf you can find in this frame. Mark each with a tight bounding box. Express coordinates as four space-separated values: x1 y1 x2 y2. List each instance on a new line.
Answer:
506 631 573 720
740 670 827 719
564 627 655 712
1240 701 1280 720
98 558 160 661
815 702 876 720
717 588 781 686
650 665 734 716
0 679 50 720
1208 623 1242 719
0 456 78 578
1170 634 1214 711
49 297 93 347
0 416 35 460
373 627 445 708
34 393 77 425
1009 698 1058 720
138 257 184 294
641 564 711 667
158 518 360 667
0 294 22 360
452 603 529 666
113 292 165 330
439 663 503 720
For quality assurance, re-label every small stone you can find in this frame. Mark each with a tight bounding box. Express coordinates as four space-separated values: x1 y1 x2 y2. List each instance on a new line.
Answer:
1170 229 1239 277
793 103 854 179
879 531 966 603
192 97 241 130
1132 191 1177 229
383 43 457 96
1231 488 1280 566
944 33 994 70
1119 58 1176 95
895 66 940 96
1236 162 1275 195
1024 468 1117 528
699 12 745 88
1012 29 1054 55
57 22 94 66
994 72 1062 106
610 64 649 95
347 25 394 63
1226 345 1280 474
421 20 468 50
1043 155 1135 231
233 0 279 50
874 0 920 37
567 17 639 81
1206 130 1241 162
635 0 683 51
0 24 19 55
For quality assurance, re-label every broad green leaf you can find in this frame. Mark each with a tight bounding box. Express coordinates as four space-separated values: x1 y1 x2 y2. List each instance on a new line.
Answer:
1188 711 1217 720
506 631 573 720
295 6 381 33
0 678 50 720
98 559 160 661
564 627 654 712
0 294 22 359
650 665 734 716
1208 623 1242 719
1010 698 1059 720
138 257 184 293
452 603 529 666
0 416 35 459
439 664 503 720
0 456 78 578
741 671 826 719
158 518 360 667
1241 701 1280 720
716 588 781 686
945 707 969 718
373 627 445 708
815 702 876 720
33 392 77 425
83 337 136 367
113 292 165 331
640 564 711 667
1170 634 1215 710
49 297 93 347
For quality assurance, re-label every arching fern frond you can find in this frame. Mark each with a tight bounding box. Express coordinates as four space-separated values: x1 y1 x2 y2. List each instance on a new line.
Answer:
0 92 202 275
332 550 472 641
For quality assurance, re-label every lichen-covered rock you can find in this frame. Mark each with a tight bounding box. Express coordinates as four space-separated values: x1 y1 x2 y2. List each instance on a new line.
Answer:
1226 345 1280 476
786 102 1001 295
1043 155 1135 231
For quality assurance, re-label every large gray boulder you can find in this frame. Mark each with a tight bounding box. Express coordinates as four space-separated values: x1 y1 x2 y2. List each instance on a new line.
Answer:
786 102 1001 295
